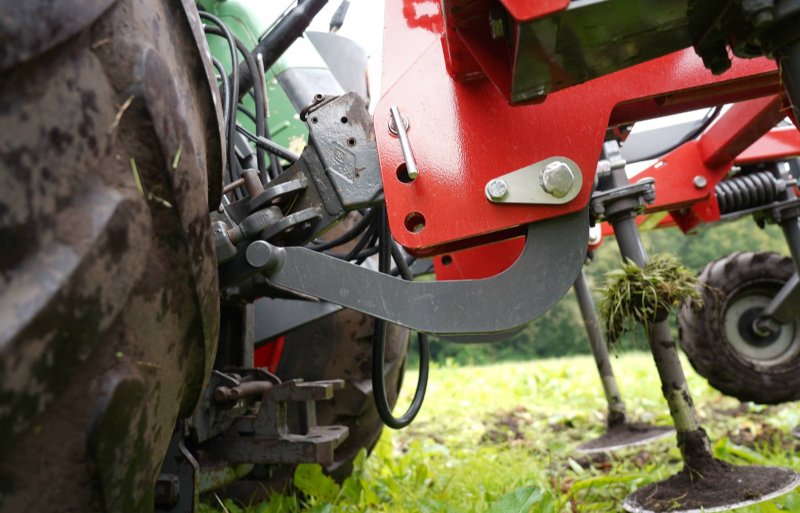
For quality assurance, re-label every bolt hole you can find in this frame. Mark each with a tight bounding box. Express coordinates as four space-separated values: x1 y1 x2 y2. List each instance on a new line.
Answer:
404 211 425 233
347 137 356 147
396 163 414 183
341 116 348 124
311 116 319 124
441 255 453 266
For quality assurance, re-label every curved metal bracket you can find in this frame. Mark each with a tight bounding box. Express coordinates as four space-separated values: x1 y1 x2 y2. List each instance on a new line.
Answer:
261 207 589 336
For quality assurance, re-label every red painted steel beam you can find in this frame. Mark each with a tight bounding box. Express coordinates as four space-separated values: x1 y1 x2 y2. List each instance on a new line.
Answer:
378 0 779 257
737 127 800 164
433 118 800 280
699 96 785 168
637 96 783 215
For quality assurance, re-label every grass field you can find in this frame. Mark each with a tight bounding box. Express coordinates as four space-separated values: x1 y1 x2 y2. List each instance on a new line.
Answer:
204 352 800 513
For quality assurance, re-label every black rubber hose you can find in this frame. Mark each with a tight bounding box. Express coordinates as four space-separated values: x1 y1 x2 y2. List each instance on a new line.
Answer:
311 208 377 251
204 26 268 180
236 126 300 163
237 105 282 178
210 57 230 128
779 38 800 123
372 208 430 429
200 13 239 185
232 0 329 99
339 217 379 261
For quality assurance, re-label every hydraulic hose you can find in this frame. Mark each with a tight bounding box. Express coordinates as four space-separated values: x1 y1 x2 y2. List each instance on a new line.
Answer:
372 208 430 429
205 25 268 178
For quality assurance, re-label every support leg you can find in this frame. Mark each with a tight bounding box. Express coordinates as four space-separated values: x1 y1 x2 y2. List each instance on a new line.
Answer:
594 151 799 512
574 268 673 453
574 269 626 427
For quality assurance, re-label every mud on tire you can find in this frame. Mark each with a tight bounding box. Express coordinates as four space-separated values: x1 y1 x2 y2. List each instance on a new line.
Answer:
0 1 223 511
678 251 800 404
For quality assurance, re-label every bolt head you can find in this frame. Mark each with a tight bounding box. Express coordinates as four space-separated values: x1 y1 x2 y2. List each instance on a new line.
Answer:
540 161 575 198
486 179 509 200
693 175 708 189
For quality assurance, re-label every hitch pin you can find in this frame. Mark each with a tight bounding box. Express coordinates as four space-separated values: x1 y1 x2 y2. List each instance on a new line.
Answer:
389 106 418 180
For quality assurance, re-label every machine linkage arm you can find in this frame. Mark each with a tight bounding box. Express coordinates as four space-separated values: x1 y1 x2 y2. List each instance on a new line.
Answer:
222 207 589 336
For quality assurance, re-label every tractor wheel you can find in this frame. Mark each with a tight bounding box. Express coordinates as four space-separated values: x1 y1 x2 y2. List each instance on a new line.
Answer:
0 1 223 511
678 251 800 404
277 310 410 481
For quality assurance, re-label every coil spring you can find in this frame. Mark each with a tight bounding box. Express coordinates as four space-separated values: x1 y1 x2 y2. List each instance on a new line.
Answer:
715 171 783 215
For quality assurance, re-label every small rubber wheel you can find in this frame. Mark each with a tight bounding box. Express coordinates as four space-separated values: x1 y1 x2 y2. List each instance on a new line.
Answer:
678 251 800 404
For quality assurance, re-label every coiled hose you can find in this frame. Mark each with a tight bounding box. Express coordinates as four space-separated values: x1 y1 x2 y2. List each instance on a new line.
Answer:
372 208 430 429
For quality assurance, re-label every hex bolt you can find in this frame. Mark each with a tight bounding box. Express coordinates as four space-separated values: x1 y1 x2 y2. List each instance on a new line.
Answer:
693 175 708 189
540 161 575 198
486 178 509 200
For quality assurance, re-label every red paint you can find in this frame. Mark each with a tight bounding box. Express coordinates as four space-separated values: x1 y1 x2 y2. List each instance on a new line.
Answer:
498 0 570 22
378 0 780 256
432 105 800 280
738 127 800 164
254 336 285 373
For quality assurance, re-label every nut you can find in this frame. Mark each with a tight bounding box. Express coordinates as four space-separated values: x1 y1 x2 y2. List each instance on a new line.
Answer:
540 161 575 198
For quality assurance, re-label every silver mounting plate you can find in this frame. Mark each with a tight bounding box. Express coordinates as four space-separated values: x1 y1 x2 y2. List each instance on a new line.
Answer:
485 156 583 205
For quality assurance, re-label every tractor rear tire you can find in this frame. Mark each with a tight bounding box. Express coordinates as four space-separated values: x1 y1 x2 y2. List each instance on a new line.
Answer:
678 251 800 404
0 1 223 511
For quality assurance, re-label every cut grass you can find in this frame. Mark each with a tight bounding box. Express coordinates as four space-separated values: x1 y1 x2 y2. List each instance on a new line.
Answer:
204 353 800 513
599 254 702 345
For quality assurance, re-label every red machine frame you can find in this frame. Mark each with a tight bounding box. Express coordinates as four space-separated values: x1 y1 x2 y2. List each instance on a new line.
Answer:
432 95 800 282
375 0 783 256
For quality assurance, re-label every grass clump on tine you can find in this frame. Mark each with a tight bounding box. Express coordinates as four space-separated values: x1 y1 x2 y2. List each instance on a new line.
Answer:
600 253 702 345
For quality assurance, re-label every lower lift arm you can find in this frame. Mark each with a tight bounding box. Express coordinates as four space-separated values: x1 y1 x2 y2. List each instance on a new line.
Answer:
227 207 589 336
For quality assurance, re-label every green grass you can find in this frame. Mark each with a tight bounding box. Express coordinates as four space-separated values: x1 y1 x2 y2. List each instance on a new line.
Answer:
204 353 800 513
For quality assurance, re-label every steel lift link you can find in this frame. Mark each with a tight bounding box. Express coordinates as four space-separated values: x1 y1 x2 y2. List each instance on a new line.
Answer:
594 141 800 513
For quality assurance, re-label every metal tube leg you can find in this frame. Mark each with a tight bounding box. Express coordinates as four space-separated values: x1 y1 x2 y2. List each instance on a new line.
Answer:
574 269 627 427
610 212 710 464
781 218 800 275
